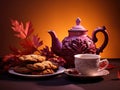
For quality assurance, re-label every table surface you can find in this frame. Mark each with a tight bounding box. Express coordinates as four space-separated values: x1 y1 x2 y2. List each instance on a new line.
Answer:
0 59 120 90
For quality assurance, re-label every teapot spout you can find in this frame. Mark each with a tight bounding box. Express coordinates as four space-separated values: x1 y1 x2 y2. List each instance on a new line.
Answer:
48 30 62 56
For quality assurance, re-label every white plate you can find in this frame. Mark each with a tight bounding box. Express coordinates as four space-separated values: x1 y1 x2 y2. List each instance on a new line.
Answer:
8 66 65 78
64 68 109 78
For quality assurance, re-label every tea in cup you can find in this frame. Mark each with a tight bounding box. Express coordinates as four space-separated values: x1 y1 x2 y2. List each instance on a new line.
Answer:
74 54 109 75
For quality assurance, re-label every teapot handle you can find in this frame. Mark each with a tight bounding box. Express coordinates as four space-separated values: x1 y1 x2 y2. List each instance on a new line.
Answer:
92 26 109 54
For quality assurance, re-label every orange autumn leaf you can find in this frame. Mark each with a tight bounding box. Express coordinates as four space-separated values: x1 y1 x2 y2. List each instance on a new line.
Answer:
11 19 34 39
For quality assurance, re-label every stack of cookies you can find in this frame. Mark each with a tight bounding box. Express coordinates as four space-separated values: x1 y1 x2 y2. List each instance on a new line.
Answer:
13 54 58 75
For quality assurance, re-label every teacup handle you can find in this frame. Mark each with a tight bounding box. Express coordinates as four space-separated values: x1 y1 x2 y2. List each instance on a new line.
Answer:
98 59 109 71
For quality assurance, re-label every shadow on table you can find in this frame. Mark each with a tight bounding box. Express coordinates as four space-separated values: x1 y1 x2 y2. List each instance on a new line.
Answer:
64 75 104 84
0 73 66 81
36 74 104 86
0 73 103 86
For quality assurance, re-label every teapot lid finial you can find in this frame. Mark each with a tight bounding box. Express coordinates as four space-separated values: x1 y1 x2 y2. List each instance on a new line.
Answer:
69 17 87 31
76 17 81 25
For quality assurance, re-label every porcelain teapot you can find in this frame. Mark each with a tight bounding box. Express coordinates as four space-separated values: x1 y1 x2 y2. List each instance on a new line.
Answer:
48 17 109 68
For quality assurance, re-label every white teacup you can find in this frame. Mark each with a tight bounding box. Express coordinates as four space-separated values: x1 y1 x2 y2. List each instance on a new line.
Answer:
74 54 109 75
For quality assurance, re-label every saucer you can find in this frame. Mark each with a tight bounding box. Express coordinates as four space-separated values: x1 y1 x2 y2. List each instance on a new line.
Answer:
8 66 65 78
64 68 109 78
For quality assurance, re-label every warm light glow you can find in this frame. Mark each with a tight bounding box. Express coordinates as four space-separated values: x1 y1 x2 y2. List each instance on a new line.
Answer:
0 0 120 58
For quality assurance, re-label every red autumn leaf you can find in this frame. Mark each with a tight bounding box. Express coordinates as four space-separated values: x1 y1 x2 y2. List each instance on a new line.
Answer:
40 46 55 59
48 57 66 66
11 19 34 39
99 61 108 69
9 45 21 55
107 64 117 69
20 39 37 54
32 34 43 48
2 54 21 72
11 20 26 39
117 70 120 79
25 21 34 37
99 61 116 70
20 39 33 49
19 35 43 54
3 54 16 62
3 64 11 72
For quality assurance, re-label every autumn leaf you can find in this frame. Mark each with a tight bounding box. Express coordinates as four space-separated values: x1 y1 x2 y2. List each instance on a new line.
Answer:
117 70 120 79
9 45 21 55
32 34 43 48
48 57 66 66
2 54 21 72
10 20 42 55
106 64 117 69
20 39 33 49
20 39 37 54
24 21 34 37
40 46 55 59
3 54 16 62
11 19 34 39
2 19 46 73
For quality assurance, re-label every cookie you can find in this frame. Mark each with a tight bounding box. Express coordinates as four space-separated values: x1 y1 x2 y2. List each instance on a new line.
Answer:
31 69 54 75
31 55 46 62
41 61 58 70
13 66 32 74
18 54 46 63
26 61 58 71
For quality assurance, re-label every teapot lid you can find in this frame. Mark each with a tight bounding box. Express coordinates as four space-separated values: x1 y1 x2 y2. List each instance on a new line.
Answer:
69 17 87 32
